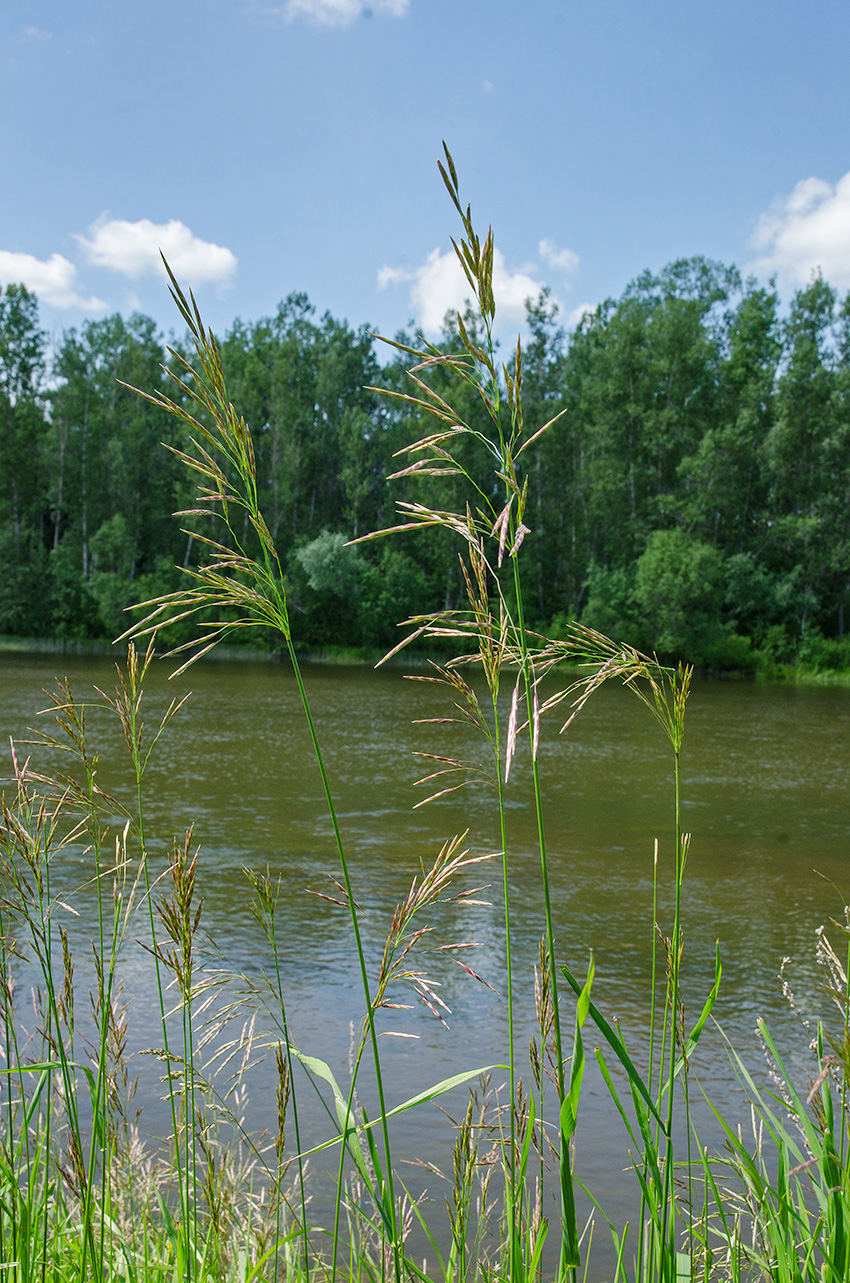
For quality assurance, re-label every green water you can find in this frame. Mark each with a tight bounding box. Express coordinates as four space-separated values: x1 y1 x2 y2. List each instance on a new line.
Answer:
1 651 849 1270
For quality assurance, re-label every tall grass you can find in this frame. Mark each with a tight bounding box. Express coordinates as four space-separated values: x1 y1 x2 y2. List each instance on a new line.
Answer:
0 147 847 1283
352 149 725 1281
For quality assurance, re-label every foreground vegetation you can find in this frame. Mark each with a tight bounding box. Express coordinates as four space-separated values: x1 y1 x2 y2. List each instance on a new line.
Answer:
2 154 850 1282
2 175 850 676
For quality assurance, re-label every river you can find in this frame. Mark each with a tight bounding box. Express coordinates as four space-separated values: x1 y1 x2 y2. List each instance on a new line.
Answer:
1 649 848 1276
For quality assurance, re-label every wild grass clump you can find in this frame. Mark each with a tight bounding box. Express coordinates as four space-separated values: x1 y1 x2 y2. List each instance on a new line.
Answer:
0 663 290 1283
1 146 848 1283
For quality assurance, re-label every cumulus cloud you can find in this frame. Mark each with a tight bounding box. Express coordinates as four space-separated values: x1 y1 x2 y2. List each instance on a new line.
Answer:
378 246 545 334
750 171 850 290
538 237 580 275
0 250 105 311
76 216 237 286
566 302 596 328
273 0 408 26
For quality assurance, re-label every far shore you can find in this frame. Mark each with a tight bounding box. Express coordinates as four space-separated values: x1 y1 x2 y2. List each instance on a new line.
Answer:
0 632 429 669
3 633 850 685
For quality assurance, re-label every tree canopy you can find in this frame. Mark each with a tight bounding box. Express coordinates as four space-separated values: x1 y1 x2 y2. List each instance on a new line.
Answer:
2 263 849 673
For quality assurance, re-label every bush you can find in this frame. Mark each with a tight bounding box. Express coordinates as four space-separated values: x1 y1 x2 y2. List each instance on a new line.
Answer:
290 530 364 646
47 542 101 640
580 562 640 641
798 627 850 673
359 547 429 648
634 528 726 662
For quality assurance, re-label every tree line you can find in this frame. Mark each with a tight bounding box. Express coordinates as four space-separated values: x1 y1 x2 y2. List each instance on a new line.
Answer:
1 257 849 672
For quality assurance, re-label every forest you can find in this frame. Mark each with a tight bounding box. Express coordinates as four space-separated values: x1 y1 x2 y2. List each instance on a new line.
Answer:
1 257 849 673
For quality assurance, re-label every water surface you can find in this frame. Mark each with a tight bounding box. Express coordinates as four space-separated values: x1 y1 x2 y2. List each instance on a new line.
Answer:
1 651 848 1274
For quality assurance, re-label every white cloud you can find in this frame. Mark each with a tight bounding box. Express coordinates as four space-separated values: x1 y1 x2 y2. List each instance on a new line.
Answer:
274 0 408 26
567 302 595 328
76 216 238 286
378 246 546 334
21 26 52 40
538 237 580 275
376 264 407 290
0 250 105 311
750 170 850 290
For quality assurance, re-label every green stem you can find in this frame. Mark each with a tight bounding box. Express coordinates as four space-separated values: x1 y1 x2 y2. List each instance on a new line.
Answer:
491 688 519 1274
184 986 198 1281
129 698 188 1272
508 563 565 1094
511 554 573 1283
82 759 115 1283
285 637 400 1283
661 748 683 1278
841 920 850 1169
637 839 661 1283
269 917 309 1281
479 303 569 1282
0 914 18 1271
330 1026 380 1282
33 887 92 1276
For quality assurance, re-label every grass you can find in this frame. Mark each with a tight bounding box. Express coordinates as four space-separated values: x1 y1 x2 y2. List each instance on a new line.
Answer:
1 147 850 1282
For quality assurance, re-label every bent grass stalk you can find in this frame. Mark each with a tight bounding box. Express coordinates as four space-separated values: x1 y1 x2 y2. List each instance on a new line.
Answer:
356 145 579 1281
534 630 707 1280
120 269 403 1282
357 145 718 1272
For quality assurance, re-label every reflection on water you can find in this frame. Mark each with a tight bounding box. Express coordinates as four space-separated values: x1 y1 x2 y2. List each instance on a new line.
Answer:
1 651 849 1275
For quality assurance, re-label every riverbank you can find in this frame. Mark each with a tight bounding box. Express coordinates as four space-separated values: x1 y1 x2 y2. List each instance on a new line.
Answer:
4 631 850 684
0 633 434 669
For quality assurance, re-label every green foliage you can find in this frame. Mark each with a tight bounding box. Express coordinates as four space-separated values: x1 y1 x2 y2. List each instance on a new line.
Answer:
0 524 51 635
289 530 364 646
46 540 101 639
295 529 360 597
359 546 429 647
634 529 726 662
581 562 640 640
797 627 850 673
4 199 850 676
86 513 136 634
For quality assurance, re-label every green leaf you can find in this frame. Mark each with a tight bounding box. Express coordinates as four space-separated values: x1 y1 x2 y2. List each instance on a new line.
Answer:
0 1060 61 1076
562 963 666 1131
674 942 721 1077
594 1050 641 1151
291 1059 498 1161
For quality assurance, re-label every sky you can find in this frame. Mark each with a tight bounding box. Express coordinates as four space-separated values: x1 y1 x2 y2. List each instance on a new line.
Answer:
2 0 850 350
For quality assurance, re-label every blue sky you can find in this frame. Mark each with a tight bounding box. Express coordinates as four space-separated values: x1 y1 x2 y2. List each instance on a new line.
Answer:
2 0 850 347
